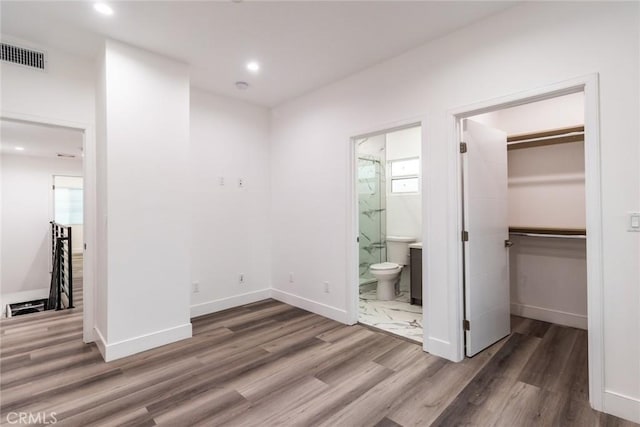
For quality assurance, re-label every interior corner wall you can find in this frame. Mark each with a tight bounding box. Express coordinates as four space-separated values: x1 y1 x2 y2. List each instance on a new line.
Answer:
189 88 272 316
269 2 639 421
94 44 108 344
98 40 192 361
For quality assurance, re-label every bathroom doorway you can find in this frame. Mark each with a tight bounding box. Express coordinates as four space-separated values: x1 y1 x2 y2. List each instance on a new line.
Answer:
353 124 423 342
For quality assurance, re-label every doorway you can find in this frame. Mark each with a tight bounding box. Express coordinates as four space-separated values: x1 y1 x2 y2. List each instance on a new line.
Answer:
0 120 84 316
353 124 424 342
0 115 95 344
462 91 587 356
448 74 604 411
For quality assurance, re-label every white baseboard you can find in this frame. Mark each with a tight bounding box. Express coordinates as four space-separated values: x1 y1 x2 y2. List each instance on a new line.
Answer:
95 323 192 362
604 390 640 424
190 289 271 318
270 289 349 324
510 302 587 330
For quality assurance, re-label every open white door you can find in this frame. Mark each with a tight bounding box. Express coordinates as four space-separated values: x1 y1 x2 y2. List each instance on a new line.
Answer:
462 119 510 357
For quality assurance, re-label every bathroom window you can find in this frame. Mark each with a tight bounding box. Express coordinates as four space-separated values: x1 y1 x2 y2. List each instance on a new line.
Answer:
389 157 419 194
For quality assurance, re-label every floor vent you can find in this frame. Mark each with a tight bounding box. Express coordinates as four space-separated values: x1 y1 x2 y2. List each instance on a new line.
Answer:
0 42 46 70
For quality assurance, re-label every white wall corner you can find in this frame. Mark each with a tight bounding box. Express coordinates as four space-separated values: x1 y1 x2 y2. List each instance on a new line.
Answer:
190 289 271 318
93 327 107 361
603 391 640 424
270 289 349 324
99 323 192 362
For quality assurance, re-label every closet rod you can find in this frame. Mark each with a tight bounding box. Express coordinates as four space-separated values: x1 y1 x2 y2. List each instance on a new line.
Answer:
507 125 584 151
509 226 585 234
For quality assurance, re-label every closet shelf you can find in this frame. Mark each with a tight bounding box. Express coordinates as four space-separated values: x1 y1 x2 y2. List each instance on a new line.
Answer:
507 125 584 151
509 226 586 239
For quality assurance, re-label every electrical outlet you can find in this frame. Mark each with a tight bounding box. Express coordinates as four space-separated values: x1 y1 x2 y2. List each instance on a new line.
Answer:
238 178 244 188
239 273 245 284
323 281 329 293
219 176 225 186
192 281 200 293
289 272 294 283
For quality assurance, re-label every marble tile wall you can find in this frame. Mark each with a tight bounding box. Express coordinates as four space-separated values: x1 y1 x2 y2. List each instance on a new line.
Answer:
358 151 386 283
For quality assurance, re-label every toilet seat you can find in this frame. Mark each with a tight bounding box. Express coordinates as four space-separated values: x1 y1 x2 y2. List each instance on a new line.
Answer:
370 262 400 271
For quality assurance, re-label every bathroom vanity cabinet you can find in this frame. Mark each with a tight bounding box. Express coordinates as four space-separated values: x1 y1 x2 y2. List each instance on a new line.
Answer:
409 246 422 305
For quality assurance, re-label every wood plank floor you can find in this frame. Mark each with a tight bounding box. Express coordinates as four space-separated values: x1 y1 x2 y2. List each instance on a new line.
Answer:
1 286 637 426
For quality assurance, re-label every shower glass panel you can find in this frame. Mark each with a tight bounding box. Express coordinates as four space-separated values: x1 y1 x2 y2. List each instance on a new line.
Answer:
357 135 386 284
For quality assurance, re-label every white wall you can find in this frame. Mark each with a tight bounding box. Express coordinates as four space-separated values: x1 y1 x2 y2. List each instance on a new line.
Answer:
509 236 587 328
190 89 272 316
270 2 639 421
95 40 192 361
0 36 95 125
1 154 82 295
508 142 585 229
386 126 421 240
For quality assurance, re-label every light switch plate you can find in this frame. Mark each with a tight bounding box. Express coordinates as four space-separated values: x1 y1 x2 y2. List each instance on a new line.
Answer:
629 212 640 232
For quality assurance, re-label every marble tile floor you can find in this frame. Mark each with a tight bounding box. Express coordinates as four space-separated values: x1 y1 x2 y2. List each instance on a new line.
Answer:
358 270 423 343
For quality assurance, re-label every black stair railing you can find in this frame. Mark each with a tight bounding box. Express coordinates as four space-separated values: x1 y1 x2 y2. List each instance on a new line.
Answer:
48 222 74 310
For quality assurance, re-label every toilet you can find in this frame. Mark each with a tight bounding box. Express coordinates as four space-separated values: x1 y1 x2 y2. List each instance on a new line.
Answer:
370 236 416 301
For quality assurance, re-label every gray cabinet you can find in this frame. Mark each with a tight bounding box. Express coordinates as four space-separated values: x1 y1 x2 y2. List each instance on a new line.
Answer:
410 247 422 305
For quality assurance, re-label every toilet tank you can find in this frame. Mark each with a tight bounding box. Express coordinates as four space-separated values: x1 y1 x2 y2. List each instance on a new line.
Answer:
386 236 417 266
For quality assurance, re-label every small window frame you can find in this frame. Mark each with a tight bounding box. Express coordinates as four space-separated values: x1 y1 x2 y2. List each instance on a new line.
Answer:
388 156 420 195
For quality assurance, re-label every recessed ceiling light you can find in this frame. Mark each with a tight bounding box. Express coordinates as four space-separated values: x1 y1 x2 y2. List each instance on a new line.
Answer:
94 3 114 16
246 61 260 72
14 146 24 151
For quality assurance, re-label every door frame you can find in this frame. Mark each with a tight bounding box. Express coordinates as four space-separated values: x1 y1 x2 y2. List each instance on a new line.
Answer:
1 110 96 345
447 73 604 411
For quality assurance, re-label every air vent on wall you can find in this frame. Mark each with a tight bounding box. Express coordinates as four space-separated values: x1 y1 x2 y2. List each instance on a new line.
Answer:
0 42 46 70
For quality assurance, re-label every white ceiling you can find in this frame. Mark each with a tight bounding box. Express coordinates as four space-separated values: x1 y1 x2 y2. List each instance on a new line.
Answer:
0 1 517 107
0 119 84 159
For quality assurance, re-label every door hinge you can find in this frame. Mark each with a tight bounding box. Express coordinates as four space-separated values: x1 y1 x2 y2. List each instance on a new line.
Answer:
461 230 469 242
463 319 471 331
460 142 467 153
